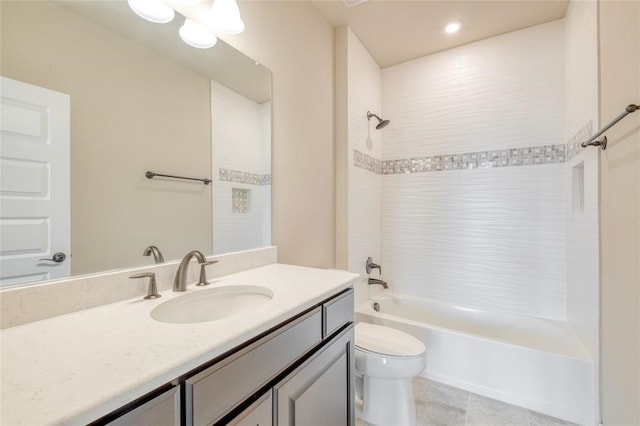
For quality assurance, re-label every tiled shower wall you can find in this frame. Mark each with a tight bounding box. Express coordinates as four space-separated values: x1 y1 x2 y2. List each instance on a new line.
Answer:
211 81 271 254
380 21 569 319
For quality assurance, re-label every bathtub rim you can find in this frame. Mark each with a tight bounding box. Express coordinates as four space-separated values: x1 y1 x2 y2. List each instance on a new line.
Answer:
356 294 593 362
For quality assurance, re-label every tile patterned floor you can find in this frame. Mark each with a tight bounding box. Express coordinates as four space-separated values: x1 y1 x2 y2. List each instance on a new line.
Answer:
357 377 579 426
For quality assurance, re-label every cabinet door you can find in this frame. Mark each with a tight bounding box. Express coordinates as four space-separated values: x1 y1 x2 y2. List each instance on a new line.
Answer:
227 392 273 426
107 386 180 426
274 326 354 426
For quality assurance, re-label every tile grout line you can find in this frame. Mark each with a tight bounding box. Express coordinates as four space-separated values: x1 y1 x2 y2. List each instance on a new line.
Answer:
413 378 574 426
464 391 471 426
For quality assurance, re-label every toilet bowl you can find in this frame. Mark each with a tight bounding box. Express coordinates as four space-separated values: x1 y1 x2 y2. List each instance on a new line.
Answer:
355 322 426 426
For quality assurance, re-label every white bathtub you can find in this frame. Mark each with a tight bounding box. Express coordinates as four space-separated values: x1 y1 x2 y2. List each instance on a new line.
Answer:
356 293 596 425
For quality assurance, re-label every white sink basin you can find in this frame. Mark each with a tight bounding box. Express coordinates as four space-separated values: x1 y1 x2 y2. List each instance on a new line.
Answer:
150 285 274 324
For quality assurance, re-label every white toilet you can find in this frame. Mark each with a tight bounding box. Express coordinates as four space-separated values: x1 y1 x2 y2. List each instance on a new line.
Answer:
355 322 426 426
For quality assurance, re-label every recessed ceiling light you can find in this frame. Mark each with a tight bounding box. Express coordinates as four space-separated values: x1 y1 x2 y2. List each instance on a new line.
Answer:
444 21 461 34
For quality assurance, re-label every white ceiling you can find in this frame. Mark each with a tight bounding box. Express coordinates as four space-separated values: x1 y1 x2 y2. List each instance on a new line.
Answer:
310 0 569 68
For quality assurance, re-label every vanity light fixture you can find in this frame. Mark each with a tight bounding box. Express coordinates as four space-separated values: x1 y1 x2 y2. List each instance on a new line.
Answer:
444 21 461 34
127 0 245 49
179 18 218 49
127 0 175 24
208 0 245 35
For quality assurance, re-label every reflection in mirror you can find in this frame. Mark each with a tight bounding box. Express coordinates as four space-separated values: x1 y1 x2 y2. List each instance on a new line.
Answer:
0 0 271 289
211 82 271 254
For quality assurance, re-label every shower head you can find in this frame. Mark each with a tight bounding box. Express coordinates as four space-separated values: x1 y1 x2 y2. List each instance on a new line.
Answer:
367 111 390 130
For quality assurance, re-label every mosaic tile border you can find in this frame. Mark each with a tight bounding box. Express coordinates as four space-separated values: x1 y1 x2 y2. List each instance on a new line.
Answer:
382 145 566 175
566 121 593 160
353 150 382 174
219 168 271 185
352 145 566 175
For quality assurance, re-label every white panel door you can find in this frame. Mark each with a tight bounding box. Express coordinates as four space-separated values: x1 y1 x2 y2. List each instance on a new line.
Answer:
0 76 70 288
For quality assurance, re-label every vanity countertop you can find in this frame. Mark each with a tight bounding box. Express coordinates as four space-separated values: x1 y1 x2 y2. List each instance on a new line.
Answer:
0 263 359 425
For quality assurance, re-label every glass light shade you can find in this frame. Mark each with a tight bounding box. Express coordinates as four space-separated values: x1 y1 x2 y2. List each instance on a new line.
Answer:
209 0 245 35
127 0 175 23
179 19 218 49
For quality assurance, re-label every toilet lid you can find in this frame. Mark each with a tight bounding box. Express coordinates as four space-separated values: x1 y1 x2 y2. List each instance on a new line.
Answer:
355 322 425 357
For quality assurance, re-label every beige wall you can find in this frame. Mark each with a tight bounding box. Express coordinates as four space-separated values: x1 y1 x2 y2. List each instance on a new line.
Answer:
3 0 338 274
599 0 640 423
216 1 336 268
1 2 212 275
335 26 349 270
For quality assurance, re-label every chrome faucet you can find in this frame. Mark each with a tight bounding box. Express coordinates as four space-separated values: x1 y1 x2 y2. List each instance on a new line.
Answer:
368 278 388 289
143 245 165 264
174 250 207 292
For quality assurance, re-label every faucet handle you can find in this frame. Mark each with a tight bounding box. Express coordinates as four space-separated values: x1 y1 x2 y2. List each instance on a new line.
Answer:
366 257 382 275
196 260 219 287
130 272 161 300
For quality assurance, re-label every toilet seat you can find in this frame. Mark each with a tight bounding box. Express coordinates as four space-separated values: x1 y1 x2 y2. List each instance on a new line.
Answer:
355 322 425 357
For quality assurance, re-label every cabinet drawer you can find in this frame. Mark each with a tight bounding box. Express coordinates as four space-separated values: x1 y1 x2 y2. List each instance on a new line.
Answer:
323 289 354 338
107 386 180 426
227 392 272 426
186 307 322 426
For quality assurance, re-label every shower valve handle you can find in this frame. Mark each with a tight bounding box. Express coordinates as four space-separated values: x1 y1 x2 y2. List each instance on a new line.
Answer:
366 257 382 275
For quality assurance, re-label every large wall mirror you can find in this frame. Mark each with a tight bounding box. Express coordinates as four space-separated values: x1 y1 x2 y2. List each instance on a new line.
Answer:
0 0 272 288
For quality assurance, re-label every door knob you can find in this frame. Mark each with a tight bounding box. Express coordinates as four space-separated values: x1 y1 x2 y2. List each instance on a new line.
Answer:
39 252 66 263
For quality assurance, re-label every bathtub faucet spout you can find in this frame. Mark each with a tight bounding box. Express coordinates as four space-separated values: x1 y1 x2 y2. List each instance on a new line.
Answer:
368 278 388 289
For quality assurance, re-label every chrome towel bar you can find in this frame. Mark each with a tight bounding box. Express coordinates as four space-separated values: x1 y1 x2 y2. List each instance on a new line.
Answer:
581 104 639 150
145 171 211 185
